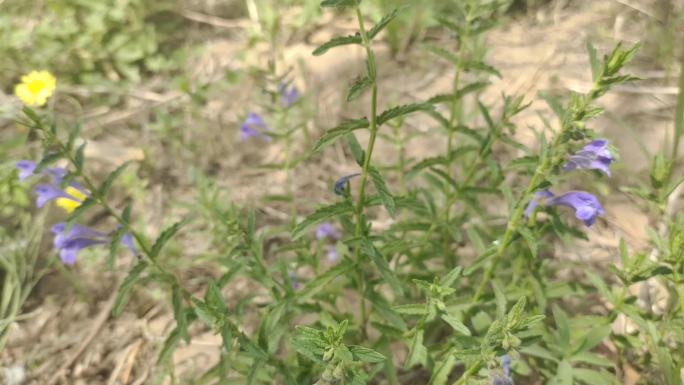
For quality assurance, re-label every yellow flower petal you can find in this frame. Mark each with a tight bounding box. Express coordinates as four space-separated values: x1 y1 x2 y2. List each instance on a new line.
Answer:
55 186 87 213
14 70 57 107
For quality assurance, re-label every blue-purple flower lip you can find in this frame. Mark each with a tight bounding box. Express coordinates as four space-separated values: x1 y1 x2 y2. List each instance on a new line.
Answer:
51 222 139 265
563 139 614 176
334 173 361 195
240 112 272 141
278 81 300 107
525 190 604 227
316 223 340 240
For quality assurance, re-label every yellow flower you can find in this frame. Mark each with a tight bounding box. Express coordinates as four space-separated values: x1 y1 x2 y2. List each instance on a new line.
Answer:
55 186 87 213
14 70 57 107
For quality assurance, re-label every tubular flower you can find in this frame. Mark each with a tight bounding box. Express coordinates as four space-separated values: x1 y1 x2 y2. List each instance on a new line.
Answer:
14 70 57 107
16 160 37 180
525 190 605 227
326 245 338 262
278 81 300 107
51 223 108 265
51 223 139 265
333 173 361 196
563 139 614 176
34 184 87 213
240 112 271 141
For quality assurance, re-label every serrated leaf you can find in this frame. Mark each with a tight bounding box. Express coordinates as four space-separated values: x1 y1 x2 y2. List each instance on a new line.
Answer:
368 166 395 217
393 303 427 315
347 76 372 101
404 329 428 369
552 305 571 350
440 266 462 287
440 313 471 336
74 141 87 172
313 34 362 56
587 40 600 82
518 227 538 259
98 161 130 197
427 353 456 385
172 283 189 342
363 239 403 296
377 103 434 126
157 326 182 363
150 219 189 258
112 260 148 317
35 152 62 173
311 118 369 153
345 133 365 166
291 201 354 240
368 7 404 39
297 261 354 302
349 345 386 363
108 226 126 269
67 122 83 151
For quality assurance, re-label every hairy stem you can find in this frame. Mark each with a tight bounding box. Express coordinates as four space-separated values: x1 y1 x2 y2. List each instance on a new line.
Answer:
352 4 379 338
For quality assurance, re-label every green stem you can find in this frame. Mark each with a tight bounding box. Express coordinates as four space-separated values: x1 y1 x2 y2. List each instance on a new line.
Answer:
352 4 379 339
451 360 483 385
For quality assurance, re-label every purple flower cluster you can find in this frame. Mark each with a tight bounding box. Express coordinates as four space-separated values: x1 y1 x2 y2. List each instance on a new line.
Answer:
525 139 615 227
17 160 138 265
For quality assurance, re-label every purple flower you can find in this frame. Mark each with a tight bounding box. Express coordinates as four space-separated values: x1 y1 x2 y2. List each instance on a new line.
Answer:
502 355 511 377
34 184 79 208
316 223 340 240
51 223 140 264
334 173 360 196
16 160 71 186
523 190 554 217
326 245 338 262
16 160 37 180
492 375 514 385
278 81 300 107
564 139 614 176
525 190 604 227
240 112 271 141
51 223 108 265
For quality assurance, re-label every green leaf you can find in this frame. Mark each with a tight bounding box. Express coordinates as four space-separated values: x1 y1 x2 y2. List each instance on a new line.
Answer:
440 266 462 287
311 118 369 153
347 76 372 101
291 201 354 240
112 260 148 317
549 359 573 385
573 324 611 354
440 313 471 336
377 103 434 126
172 284 189 342
573 368 620 385
313 34 362 56
157 326 182 363
586 40 600 82
552 305 571 350
35 152 62 173
363 239 403 296
404 329 428 369
349 345 386 363
393 303 427 315
67 122 83 151
427 353 456 385
345 133 365 166
297 261 354 302
320 0 357 7
368 7 404 39
368 166 395 217
150 219 189 258
98 161 130 198
518 227 538 259
74 141 87 172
